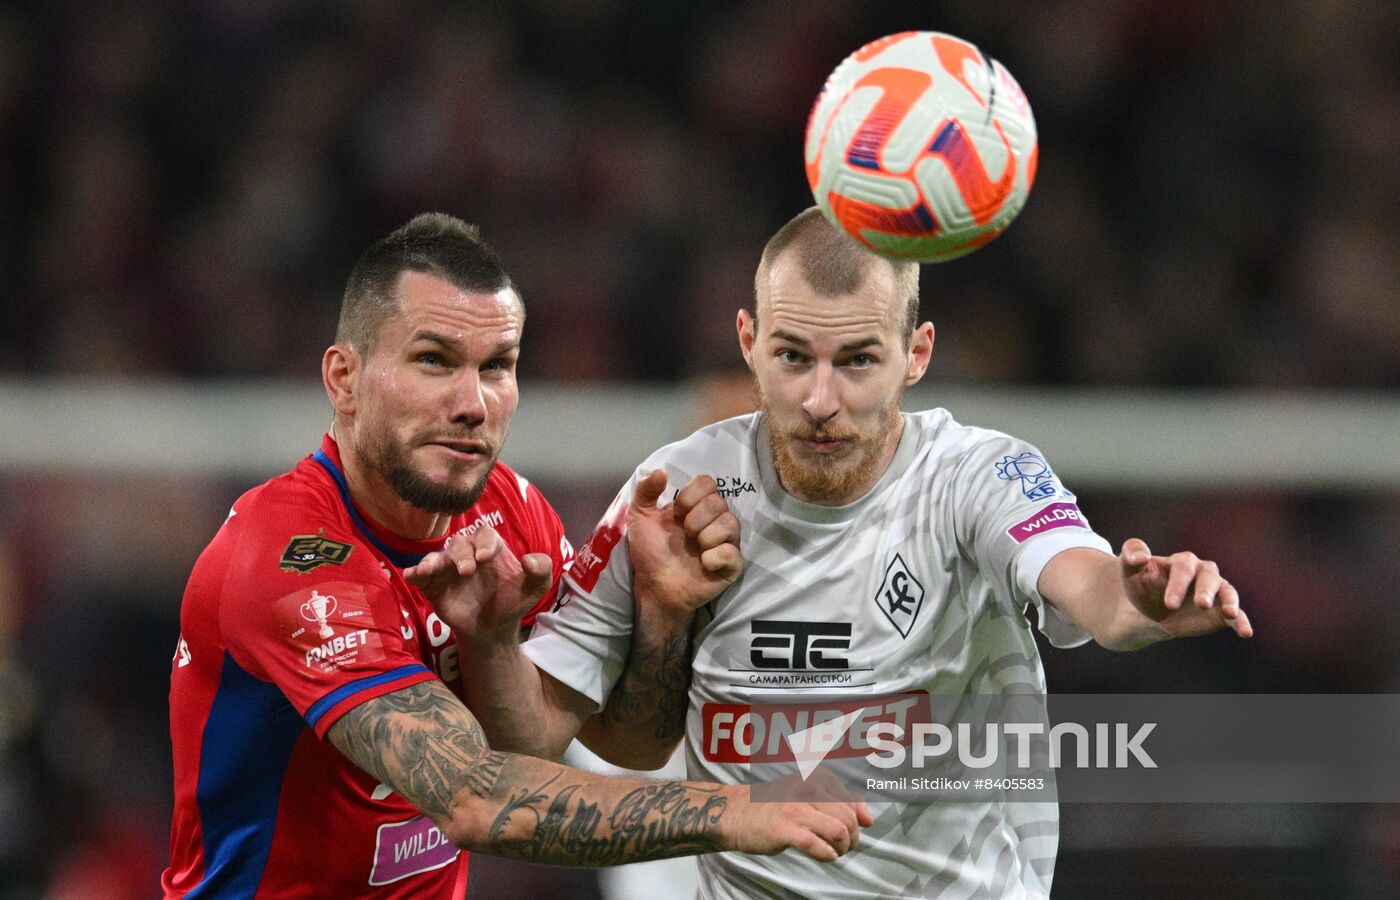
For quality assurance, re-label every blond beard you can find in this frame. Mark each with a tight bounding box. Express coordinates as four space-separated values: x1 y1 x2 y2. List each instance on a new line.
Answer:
757 379 905 506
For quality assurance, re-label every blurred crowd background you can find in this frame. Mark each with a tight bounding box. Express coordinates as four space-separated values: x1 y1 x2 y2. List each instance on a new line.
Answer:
0 0 1397 897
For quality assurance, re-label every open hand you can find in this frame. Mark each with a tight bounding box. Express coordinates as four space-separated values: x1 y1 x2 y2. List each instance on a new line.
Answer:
1119 538 1253 639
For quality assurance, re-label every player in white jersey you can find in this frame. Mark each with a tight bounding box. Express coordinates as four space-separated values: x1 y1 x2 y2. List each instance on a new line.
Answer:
433 208 1254 898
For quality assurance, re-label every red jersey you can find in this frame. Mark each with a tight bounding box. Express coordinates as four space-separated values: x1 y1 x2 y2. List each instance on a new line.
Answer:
163 435 572 898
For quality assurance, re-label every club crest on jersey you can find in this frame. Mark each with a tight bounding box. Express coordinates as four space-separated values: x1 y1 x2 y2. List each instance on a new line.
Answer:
994 452 1063 501
875 554 924 639
279 533 353 573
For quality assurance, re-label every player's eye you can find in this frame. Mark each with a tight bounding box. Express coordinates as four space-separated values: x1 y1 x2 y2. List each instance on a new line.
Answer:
482 357 511 373
416 352 450 369
848 354 876 368
778 349 805 365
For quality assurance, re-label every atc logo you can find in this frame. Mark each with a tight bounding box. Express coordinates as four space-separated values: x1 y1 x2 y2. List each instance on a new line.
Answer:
740 621 859 688
995 452 1062 501
876 554 924 638
750 621 851 670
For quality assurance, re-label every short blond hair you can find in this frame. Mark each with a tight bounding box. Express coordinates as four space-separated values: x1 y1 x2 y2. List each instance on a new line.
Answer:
753 207 920 339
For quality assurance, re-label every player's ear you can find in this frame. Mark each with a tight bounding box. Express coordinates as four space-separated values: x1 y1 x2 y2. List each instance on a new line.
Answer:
904 322 934 387
737 309 757 369
323 343 360 415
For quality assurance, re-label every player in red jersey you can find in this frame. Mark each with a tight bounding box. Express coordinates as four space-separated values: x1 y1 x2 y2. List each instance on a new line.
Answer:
163 213 870 899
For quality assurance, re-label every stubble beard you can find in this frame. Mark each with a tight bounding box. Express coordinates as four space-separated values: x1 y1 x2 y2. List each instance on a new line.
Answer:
758 378 905 506
364 429 496 515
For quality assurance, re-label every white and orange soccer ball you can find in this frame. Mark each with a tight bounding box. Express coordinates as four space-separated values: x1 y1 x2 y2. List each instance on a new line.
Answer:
805 31 1038 263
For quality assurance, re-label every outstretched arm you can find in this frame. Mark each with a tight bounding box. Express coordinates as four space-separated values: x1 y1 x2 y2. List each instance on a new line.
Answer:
1038 538 1254 651
327 677 868 864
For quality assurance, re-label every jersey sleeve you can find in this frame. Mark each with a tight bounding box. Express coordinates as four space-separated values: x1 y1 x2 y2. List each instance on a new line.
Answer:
522 475 638 712
221 526 437 738
951 436 1113 648
516 479 575 631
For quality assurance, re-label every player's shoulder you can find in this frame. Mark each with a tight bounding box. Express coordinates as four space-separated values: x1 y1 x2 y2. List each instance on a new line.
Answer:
909 408 1077 507
211 455 381 585
228 454 345 537
636 412 760 476
909 408 1039 467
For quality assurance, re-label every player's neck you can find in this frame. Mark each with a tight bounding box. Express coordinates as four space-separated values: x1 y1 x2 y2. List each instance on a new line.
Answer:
332 428 455 541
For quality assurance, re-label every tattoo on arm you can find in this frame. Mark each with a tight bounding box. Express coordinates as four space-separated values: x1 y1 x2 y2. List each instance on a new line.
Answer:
489 775 727 864
329 680 510 819
328 678 731 865
601 618 693 745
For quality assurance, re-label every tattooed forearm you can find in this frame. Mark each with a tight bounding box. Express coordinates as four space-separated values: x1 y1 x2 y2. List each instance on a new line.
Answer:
328 680 509 818
329 678 736 865
601 613 693 746
488 771 727 865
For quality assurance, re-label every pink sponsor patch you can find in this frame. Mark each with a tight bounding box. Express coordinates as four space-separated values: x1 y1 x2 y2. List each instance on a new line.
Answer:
369 815 459 885
1006 502 1089 543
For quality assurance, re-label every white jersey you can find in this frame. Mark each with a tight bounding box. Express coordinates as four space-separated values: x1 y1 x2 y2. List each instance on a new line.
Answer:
525 410 1111 899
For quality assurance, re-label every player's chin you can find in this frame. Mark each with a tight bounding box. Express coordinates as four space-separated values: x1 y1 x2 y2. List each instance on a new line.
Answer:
784 459 853 494
409 476 489 515
437 461 495 498
395 457 494 514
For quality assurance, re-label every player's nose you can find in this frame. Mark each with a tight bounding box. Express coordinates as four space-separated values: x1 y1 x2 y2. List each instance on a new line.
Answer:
801 363 841 423
447 369 488 425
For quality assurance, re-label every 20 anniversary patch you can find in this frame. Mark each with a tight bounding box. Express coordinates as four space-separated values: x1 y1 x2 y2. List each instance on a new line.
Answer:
280 534 354 573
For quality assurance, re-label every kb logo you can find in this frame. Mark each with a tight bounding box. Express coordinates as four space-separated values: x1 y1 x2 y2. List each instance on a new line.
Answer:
750 620 851 670
876 554 925 638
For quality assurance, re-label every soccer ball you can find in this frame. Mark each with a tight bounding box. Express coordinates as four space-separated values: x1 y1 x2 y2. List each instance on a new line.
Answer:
805 31 1038 263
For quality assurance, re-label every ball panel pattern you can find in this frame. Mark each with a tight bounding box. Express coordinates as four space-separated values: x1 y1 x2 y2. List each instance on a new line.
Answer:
805 31 1037 263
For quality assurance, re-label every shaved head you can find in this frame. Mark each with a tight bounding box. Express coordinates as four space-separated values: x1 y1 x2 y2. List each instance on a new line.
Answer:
753 207 920 340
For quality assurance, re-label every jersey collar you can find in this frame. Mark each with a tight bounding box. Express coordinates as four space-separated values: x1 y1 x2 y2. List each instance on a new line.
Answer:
310 434 458 568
